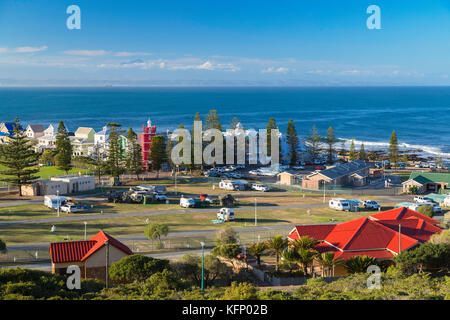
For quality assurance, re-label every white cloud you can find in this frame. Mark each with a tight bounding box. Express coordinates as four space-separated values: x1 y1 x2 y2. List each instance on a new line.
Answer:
261 67 289 74
0 46 48 53
114 51 152 57
64 50 107 56
168 60 239 72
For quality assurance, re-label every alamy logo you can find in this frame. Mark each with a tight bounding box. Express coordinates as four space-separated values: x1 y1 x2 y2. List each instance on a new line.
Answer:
66 265 81 290
170 121 280 166
366 5 381 30
66 5 81 30
366 265 381 289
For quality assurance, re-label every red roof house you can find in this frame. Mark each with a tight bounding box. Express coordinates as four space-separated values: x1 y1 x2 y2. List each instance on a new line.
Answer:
49 230 133 280
287 207 442 263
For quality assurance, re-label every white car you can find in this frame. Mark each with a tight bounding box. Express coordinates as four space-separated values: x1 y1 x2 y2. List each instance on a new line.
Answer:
414 196 433 203
362 200 381 210
292 165 305 170
251 183 269 192
61 203 78 213
249 170 260 176
180 197 195 208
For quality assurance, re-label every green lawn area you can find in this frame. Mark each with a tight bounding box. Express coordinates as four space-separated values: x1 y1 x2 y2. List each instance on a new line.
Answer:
0 164 91 181
0 205 396 245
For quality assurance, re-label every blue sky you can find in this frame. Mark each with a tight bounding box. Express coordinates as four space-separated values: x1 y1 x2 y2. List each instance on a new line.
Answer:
1 0 450 86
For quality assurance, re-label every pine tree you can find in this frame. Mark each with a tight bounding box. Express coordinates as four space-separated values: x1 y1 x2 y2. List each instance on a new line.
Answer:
149 135 168 178
205 110 222 131
89 143 105 182
105 123 125 180
305 125 321 163
230 117 241 130
125 127 143 180
286 119 299 166
55 120 73 174
359 143 367 161
0 118 39 196
388 130 399 166
325 126 337 164
349 139 357 161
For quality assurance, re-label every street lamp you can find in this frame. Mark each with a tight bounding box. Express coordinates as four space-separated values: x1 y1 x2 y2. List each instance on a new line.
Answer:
200 241 205 291
254 198 257 226
83 221 87 240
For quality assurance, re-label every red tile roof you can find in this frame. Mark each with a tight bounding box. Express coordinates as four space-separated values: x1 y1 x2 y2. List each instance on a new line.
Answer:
287 207 441 260
49 230 132 264
369 207 440 225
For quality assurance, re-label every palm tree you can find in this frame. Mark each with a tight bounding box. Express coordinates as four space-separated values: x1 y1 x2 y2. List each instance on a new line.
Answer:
344 255 378 274
281 248 299 274
297 248 317 276
266 236 288 272
317 252 343 277
291 235 319 251
247 242 268 267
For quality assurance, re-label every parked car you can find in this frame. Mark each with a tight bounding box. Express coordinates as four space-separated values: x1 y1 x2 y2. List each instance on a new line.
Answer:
292 165 305 170
362 200 381 210
154 194 167 202
61 203 78 213
329 198 350 211
315 165 325 170
180 197 195 208
251 183 269 192
44 195 69 209
409 202 441 214
414 196 434 204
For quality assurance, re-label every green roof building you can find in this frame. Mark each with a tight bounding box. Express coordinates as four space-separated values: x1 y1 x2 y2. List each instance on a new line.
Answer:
402 172 450 194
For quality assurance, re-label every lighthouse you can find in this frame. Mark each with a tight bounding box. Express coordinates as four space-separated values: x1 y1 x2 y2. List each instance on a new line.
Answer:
141 118 157 171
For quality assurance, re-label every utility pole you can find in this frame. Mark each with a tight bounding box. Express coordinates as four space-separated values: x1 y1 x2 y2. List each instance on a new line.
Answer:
175 165 178 195
83 221 87 240
105 240 109 289
200 242 205 292
398 224 402 254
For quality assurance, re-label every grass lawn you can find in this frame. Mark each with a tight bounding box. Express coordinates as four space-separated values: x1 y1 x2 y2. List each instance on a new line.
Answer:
0 205 396 245
0 164 91 181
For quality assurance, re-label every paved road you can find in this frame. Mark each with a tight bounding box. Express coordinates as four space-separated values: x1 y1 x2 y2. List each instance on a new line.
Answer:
0 203 330 226
0 248 216 271
0 199 41 208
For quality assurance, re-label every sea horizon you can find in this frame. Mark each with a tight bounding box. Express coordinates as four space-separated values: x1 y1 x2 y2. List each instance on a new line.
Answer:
1 86 449 159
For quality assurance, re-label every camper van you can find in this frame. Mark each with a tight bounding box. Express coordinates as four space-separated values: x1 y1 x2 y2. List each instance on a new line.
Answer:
217 208 235 221
329 198 350 211
219 180 236 191
180 197 195 208
44 195 69 209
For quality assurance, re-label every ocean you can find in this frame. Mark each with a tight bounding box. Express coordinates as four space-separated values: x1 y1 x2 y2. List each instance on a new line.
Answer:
0 86 449 159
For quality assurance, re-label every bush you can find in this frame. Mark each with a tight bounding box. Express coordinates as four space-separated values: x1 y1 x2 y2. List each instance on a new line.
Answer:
108 254 170 283
222 282 258 300
417 205 434 218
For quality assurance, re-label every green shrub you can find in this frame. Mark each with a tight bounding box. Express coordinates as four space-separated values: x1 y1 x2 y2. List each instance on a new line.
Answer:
417 205 434 218
108 254 170 283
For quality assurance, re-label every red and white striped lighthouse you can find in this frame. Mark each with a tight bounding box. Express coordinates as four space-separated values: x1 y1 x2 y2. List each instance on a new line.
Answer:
140 119 156 171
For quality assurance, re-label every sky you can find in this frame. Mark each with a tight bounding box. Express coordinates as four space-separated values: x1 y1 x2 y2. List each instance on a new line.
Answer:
1 0 450 86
